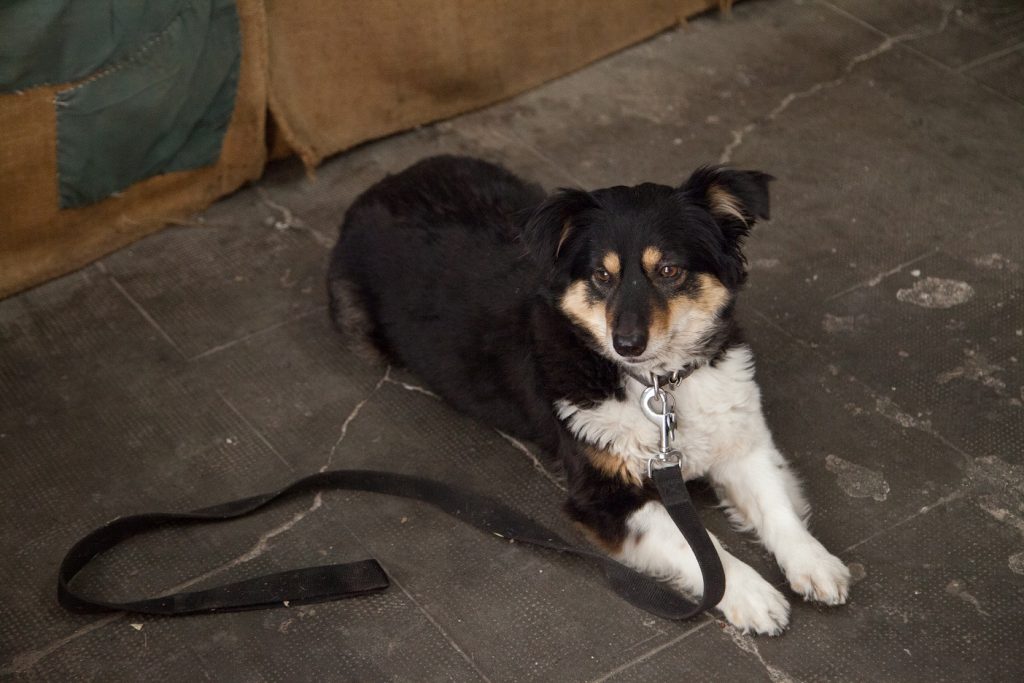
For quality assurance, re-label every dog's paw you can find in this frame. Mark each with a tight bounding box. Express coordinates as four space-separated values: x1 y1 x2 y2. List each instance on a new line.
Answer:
781 542 851 606
716 562 790 636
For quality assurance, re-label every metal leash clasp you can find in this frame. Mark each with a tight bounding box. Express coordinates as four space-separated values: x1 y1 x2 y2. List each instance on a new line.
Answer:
640 373 682 477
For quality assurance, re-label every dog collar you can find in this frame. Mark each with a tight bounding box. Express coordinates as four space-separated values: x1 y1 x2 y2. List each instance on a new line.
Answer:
623 364 699 390
626 365 699 476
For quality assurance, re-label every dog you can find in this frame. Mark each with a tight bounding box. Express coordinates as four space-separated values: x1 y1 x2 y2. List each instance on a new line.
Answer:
327 155 850 635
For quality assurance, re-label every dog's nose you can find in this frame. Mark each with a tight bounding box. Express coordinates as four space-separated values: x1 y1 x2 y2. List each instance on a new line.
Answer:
613 313 648 357
613 331 647 357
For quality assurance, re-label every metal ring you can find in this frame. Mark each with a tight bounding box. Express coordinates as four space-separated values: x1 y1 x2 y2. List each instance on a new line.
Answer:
640 386 671 426
646 452 682 478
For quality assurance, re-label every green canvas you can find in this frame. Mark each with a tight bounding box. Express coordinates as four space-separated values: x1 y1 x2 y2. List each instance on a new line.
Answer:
0 0 189 92
52 0 239 208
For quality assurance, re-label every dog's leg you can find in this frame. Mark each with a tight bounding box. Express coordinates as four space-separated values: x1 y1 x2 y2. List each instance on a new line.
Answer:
709 443 851 606
615 499 791 635
565 461 790 636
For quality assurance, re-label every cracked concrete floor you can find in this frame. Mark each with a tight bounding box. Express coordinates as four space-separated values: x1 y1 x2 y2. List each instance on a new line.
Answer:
2 0 1023 680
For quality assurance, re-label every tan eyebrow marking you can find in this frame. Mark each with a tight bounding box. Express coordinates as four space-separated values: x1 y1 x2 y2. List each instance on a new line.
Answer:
641 246 663 273
602 251 621 275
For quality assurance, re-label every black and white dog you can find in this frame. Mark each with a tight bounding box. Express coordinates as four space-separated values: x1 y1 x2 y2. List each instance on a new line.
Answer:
327 155 849 635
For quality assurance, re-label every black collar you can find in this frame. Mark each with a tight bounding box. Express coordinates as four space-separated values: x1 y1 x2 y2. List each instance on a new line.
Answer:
623 363 700 389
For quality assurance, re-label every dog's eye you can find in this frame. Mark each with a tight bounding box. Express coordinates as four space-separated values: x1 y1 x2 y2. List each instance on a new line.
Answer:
593 268 611 283
659 265 682 279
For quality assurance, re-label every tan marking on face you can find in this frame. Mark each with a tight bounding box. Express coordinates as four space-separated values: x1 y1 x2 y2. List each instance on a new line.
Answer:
560 280 607 342
585 445 643 488
665 273 731 328
602 251 621 276
708 185 748 225
641 246 663 274
692 273 730 314
648 299 671 339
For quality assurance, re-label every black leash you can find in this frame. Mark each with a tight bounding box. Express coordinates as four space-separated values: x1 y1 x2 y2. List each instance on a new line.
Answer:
58 468 725 620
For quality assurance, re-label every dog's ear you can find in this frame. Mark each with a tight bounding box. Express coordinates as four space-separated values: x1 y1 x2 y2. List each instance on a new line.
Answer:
680 166 773 238
521 188 599 266
680 166 773 287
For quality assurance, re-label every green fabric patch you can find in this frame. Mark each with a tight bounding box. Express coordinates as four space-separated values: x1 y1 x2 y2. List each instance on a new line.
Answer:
55 0 239 209
0 1 189 93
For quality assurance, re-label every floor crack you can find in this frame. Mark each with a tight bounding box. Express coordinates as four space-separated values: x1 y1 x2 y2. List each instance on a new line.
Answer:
257 187 335 249
719 3 953 163
723 624 800 683
1 493 324 675
496 430 567 492
322 366 391 472
382 373 441 399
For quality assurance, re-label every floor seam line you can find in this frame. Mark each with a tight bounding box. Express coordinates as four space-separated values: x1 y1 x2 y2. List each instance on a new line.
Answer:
841 490 965 555
101 267 185 358
588 619 714 683
387 573 494 683
823 249 936 302
956 40 1024 74
218 391 295 470
188 308 320 361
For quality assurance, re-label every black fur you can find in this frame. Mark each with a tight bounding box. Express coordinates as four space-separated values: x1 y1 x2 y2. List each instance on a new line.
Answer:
328 155 770 546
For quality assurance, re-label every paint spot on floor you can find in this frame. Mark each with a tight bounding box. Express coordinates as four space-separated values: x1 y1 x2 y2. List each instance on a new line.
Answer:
848 562 867 584
723 626 796 683
875 397 932 431
973 253 1019 272
968 456 1024 494
750 258 780 270
825 454 890 501
977 495 1024 536
896 277 974 308
945 579 990 616
937 348 1006 392
822 313 868 334
971 457 1024 558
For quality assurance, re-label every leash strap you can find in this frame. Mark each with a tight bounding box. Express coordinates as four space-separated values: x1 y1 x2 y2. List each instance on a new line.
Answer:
58 468 725 620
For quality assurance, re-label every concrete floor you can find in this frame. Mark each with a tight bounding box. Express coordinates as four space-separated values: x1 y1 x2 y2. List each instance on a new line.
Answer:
2 0 1023 680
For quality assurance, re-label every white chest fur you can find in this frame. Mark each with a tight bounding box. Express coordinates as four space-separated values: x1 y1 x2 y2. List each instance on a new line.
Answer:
554 345 773 479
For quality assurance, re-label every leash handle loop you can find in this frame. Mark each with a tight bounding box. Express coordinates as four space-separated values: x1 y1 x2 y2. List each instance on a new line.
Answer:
57 469 725 620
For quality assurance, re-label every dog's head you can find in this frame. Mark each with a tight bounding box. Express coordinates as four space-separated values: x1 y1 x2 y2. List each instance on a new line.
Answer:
524 166 772 373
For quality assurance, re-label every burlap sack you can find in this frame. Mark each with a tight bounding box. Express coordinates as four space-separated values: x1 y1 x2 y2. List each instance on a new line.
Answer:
1 0 718 298
0 0 267 299
266 0 715 167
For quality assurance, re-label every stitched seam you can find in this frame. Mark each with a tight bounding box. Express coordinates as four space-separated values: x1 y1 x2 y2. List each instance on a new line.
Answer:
54 14 183 98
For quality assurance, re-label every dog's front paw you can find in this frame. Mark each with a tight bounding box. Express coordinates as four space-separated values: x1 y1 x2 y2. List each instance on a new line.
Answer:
716 562 790 636
781 542 851 606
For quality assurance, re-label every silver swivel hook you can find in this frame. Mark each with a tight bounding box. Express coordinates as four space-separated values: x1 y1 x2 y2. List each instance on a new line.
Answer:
640 373 682 476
